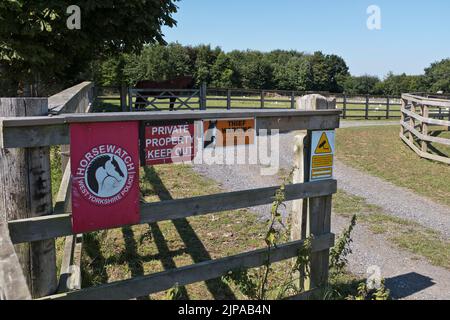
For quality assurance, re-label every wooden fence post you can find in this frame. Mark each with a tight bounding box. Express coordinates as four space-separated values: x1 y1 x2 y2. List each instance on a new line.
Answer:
306 195 332 290
128 87 133 111
227 89 231 110
409 101 416 143
293 94 335 291
400 98 406 137
365 95 369 120
291 91 295 109
0 98 57 298
200 82 207 110
120 84 127 112
343 94 347 119
386 96 390 119
260 90 265 109
421 104 429 153
0 223 31 300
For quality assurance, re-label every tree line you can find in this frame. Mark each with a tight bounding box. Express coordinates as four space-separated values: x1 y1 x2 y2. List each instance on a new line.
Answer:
93 43 450 96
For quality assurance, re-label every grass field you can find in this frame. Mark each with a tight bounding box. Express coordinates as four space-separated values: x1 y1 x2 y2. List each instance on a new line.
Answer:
336 126 450 206
94 96 401 120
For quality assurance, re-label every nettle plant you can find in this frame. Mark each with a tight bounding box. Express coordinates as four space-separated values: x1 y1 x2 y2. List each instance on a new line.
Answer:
222 168 312 300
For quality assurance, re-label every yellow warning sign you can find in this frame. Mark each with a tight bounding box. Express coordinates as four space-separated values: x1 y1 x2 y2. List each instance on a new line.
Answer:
312 155 333 168
310 130 335 181
315 132 332 154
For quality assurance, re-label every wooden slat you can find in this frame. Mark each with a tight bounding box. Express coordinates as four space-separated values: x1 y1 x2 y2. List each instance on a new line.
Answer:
54 163 71 215
400 132 450 165
402 94 450 108
0 223 31 300
49 82 93 115
2 109 341 127
401 107 450 127
57 234 82 293
1 109 340 148
8 180 337 244
40 233 334 300
401 122 450 146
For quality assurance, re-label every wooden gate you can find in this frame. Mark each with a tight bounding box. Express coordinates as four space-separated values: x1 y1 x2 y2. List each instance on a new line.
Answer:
0 83 340 300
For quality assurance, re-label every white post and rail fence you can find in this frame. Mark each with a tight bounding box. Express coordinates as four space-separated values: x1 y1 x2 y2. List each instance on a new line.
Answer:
400 93 450 165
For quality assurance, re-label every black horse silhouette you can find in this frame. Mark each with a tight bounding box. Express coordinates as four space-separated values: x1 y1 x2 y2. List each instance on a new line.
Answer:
87 155 124 195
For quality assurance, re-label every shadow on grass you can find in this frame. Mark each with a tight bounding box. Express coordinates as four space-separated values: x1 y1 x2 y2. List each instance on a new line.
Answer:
81 232 109 288
143 166 237 300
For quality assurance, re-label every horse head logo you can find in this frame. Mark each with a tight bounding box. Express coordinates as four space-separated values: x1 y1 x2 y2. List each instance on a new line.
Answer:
86 154 127 197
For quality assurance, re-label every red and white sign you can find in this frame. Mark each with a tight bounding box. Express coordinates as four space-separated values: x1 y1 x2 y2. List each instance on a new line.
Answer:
142 120 195 165
70 122 140 233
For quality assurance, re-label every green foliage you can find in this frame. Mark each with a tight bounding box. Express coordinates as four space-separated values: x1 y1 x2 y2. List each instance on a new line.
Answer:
347 281 390 300
50 146 62 198
165 282 182 300
378 72 427 96
94 45 350 92
330 215 357 273
223 168 309 300
425 58 450 93
0 0 178 95
89 42 450 95
343 75 382 95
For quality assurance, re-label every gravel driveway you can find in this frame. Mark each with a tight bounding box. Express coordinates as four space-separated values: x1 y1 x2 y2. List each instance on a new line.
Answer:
192 122 450 299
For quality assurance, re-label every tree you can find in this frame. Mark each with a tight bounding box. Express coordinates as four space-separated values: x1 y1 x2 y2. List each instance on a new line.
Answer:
424 59 450 93
343 75 381 95
380 72 427 96
0 0 178 95
123 43 191 85
230 50 273 89
210 52 235 88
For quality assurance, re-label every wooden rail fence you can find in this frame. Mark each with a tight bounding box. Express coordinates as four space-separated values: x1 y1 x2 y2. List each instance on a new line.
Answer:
1 82 341 300
95 84 402 119
400 93 450 165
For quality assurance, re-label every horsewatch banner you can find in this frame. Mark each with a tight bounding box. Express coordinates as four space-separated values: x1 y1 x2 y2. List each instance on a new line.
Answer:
70 121 140 233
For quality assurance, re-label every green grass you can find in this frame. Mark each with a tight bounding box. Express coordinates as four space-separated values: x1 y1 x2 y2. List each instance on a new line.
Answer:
333 190 450 270
336 125 450 206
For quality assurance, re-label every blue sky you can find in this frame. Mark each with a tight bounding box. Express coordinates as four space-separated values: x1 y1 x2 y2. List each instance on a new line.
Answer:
162 0 450 78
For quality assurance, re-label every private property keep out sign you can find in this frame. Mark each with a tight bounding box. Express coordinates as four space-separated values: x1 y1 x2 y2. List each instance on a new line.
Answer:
142 120 195 165
70 122 140 233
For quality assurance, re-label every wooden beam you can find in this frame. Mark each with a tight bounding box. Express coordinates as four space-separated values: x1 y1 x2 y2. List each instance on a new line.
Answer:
402 94 450 108
8 180 337 244
40 233 334 300
57 234 82 293
401 107 450 127
0 223 31 300
400 133 450 165
48 82 93 115
0 98 57 298
402 122 450 146
1 109 341 148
